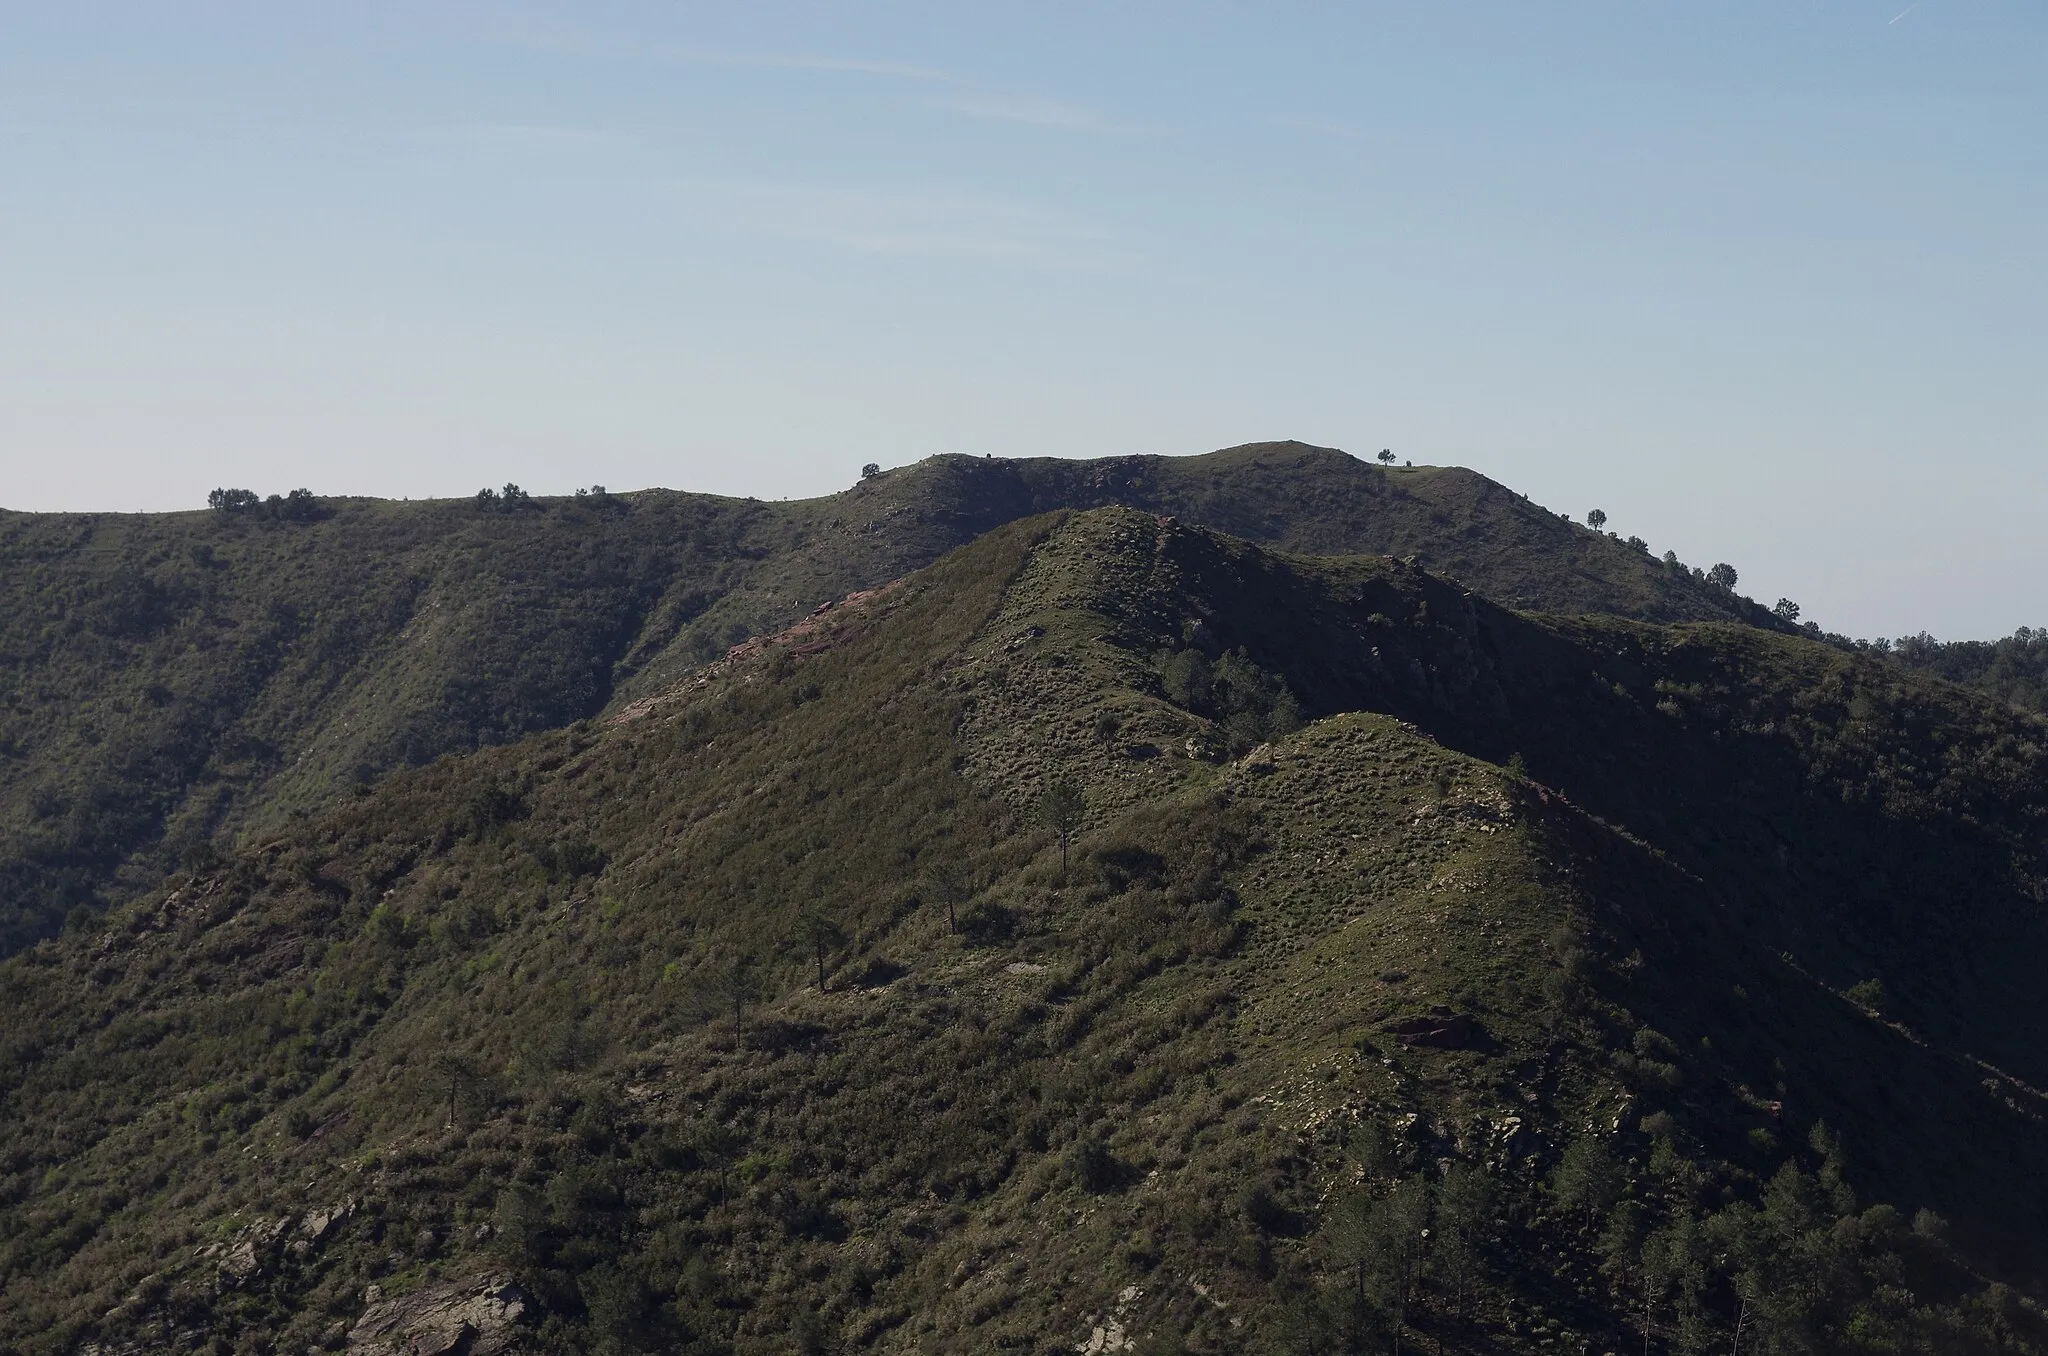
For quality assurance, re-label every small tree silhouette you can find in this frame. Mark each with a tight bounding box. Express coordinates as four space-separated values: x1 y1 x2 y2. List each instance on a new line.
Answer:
926 862 971 934
707 954 763 1049
1433 1163 1496 1316
1377 448 1396 465
1586 508 1608 531
430 1051 479 1129
1330 1176 1431 1356
1036 778 1087 883
1553 1135 1624 1227
797 911 846 990
1599 1199 1650 1350
695 1122 745 1202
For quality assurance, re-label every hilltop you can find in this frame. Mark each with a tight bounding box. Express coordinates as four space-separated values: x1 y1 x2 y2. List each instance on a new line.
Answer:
0 443 1768 957
2 509 2042 1355
1889 628 2048 716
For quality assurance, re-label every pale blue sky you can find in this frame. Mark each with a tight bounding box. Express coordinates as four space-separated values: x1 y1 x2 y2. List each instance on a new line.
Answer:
2 2 2043 638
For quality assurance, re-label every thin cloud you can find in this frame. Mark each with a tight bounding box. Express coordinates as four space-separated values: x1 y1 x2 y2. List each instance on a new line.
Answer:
944 94 1104 130
484 16 961 86
412 123 629 153
484 16 1105 132
670 47 961 85
1270 114 1373 141
682 179 1138 271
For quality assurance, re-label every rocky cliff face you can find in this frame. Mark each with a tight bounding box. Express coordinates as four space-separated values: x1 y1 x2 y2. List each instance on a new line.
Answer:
347 1275 529 1355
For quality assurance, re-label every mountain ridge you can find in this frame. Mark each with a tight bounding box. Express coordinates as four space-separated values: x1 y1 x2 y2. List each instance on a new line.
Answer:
0 442 1775 958
2 508 2042 1355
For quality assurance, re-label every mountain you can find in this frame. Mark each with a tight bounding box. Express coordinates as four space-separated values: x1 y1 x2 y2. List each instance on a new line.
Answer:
3 508 2042 1355
0 443 1772 958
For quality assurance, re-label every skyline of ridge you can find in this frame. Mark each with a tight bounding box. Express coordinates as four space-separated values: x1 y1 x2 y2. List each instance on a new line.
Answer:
4 3 2043 639
5 440 2033 648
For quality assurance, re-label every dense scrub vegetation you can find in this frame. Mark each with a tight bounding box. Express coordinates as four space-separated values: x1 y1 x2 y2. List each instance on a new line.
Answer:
0 488 769 956
0 445 1782 962
1887 628 2048 715
2 510 2043 1354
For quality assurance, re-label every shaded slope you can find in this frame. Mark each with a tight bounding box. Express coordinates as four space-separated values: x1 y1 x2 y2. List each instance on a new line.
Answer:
0 444 1768 957
947 510 2048 1265
1 511 2042 1355
1088 525 2048 1095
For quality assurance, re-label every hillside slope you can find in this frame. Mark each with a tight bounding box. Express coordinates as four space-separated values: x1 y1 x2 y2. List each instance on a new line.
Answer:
0 444 1766 957
1 511 2041 1356
1890 628 2048 716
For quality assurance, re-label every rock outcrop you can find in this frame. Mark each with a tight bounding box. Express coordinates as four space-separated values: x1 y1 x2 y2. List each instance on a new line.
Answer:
346 1274 529 1355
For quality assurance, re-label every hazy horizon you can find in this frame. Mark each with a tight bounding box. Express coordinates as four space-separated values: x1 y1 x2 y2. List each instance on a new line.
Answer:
3 2 2043 640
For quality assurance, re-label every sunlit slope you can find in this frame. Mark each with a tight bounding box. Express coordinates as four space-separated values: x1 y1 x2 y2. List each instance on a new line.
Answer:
1 510 2041 1354
0 444 1766 959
